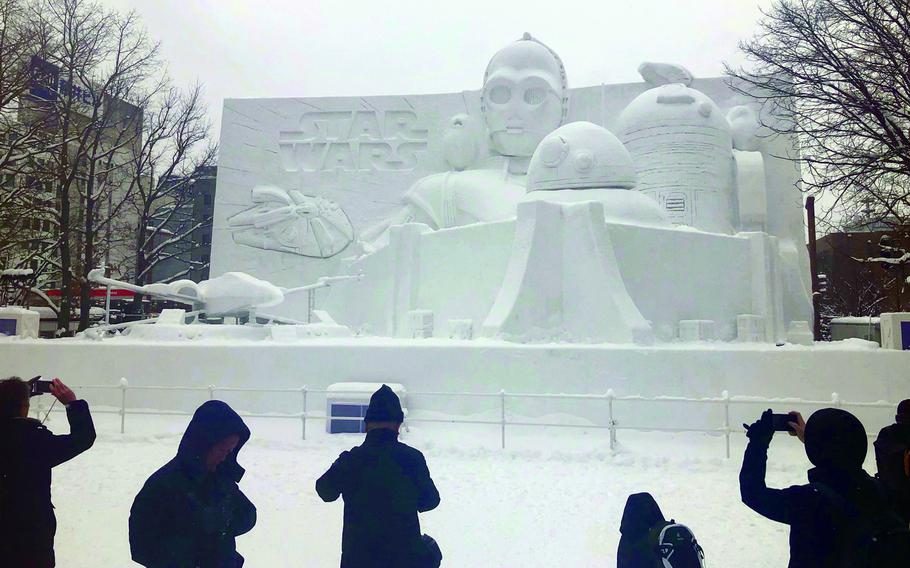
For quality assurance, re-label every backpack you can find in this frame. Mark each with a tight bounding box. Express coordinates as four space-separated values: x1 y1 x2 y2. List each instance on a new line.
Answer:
647 520 706 568
875 435 910 497
813 481 910 568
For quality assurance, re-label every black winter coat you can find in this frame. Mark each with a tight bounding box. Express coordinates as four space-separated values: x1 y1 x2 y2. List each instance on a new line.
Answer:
740 438 890 568
129 401 256 568
874 422 910 524
616 493 666 568
0 400 96 568
316 428 440 568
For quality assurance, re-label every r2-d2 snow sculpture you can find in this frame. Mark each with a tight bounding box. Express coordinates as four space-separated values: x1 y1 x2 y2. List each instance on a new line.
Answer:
616 82 734 234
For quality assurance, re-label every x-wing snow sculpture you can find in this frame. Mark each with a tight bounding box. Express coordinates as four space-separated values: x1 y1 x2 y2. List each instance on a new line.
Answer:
87 269 359 321
88 269 283 317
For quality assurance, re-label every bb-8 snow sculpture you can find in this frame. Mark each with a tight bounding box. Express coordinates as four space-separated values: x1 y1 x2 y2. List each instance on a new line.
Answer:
524 121 670 227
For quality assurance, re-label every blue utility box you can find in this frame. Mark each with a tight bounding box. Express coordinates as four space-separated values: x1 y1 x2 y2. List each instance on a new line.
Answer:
325 382 407 434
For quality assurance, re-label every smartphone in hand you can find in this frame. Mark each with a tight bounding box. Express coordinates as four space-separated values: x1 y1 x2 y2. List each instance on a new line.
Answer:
28 376 53 397
771 412 797 433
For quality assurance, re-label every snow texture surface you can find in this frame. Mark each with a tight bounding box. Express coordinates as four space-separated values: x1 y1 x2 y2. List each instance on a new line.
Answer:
47 411 863 567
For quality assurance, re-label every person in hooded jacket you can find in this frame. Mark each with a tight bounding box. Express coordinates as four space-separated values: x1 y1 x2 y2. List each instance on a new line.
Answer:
0 376 96 568
874 399 910 524
129 400 257 568
617 492 667 568
316 384 441 568
740 407 901 567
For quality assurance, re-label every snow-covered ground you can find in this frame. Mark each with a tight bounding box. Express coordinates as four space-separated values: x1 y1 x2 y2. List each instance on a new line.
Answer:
46 409 856 567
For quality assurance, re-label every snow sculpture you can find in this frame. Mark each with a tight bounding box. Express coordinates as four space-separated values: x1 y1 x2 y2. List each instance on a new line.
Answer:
442 114 487 171
527 121 636 190
367 33 569 238
524 121 670 227
637 62 694 87
482 200 652 343
138 272 285 316
616 78 735 233
728 105 763 152
227 185 354 258
482 123 657 343
728 106 769 231
481 32 568 159
211 36 816 343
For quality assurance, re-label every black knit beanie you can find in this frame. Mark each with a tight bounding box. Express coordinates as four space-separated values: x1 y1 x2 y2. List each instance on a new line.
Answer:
364 384 404 423
896 399 910 424
804 408 867 470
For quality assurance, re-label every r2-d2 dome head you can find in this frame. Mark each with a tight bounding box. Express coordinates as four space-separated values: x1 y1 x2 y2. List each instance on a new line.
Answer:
482 33 569 158
528 121 636 192
615 82 735 233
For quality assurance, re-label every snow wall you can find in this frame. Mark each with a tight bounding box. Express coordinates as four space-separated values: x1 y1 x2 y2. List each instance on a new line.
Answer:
2 339 907 434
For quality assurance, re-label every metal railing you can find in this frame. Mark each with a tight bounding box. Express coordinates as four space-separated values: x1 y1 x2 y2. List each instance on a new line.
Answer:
33 379 899 458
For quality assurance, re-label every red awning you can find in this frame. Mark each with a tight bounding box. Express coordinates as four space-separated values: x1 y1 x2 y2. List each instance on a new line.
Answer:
43 288 135 298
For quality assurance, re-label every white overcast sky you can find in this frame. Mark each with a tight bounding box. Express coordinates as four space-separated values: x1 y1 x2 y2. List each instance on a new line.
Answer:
99 0 773 140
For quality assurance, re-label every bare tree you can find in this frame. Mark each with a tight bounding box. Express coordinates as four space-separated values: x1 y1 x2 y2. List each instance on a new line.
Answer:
1 1 216 333
128 83 214 311
70 11 162 330
818 267 889 339
22 0 165 332
727 0 910 229
850 231 910 308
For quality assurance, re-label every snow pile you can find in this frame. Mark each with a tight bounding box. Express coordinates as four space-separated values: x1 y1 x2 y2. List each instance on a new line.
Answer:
830 316 880 325
0 306 38 316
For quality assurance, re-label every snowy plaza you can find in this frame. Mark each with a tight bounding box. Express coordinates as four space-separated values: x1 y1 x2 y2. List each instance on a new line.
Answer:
43 408 867 567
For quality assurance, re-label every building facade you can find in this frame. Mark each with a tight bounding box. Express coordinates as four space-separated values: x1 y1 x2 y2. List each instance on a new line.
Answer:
147 165 216 284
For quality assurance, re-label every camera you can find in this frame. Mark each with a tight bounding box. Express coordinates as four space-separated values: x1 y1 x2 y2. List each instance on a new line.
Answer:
771 412 798 433
28 376 53 397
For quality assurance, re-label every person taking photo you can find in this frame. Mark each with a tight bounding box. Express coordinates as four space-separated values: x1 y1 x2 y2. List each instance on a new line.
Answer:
0 376 96 568
740 408 910 567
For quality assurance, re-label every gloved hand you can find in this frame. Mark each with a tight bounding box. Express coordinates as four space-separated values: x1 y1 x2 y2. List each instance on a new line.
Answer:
744 409 775 446
198 500 232 537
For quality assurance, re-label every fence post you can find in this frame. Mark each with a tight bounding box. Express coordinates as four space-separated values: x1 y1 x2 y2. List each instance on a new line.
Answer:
301 386 308 440
722 390 731 459
607 389 616 450
208 385 215 401
832 392 841 408
500 390 506 450
120 378 128 434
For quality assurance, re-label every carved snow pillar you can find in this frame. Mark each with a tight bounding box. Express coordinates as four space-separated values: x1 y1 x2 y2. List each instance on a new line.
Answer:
386 223 430 337
744 232 786 343
733 150 768 232
482 200 651 343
